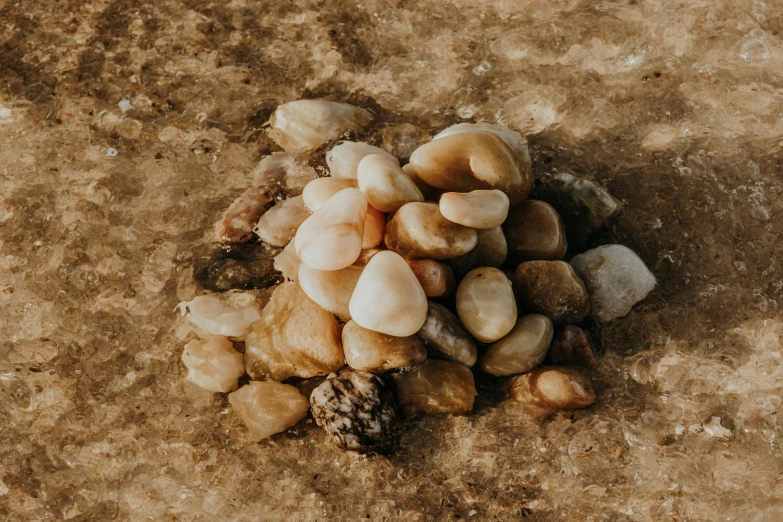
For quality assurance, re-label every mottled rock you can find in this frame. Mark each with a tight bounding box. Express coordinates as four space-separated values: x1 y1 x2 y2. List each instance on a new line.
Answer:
357 154 424 213
342 320 427 372
384 202 477 260
244 282 344 381
310 368 398 453
177 292 262 339
546 325 598 370
251 152 318 196
393 360 477 415
326 141 398 179
510 367 596 418
503 200 567 265
481 314 553 376
268 100 373 152
408 131 533 204
181 337 244 393
433 122 531 164
439 189 509 229
380 123 430 160
570 244 656 323
193 243 281 291
349 251 428 337
456 267 517 343
215 186 275 243
362 205 385 249
514 261 590 324
408 259 455 298
298 264 363 321
253 196 310 247
228 381 310 441
417 302 477 367
273 241 300 282
302 177 358 212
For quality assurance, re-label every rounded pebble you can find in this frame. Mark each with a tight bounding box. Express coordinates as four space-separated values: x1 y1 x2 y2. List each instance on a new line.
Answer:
449 226 507 279
393 359 477 415
181 337 245 393
510 366 596 418
503 200 567 265
407 259 455 298
385 202 477 260
456 267 517 343
343 320 427 372
357 154 424 212
546 324 598 370
228 381 310 441
253 196 311 247
268 100 372 152
326 141 398 179
362 205 385 249
481 314 553 376
439 189 509 229
417 301 477 367
514 260 590 324
302 177 358 212
298 264 363 321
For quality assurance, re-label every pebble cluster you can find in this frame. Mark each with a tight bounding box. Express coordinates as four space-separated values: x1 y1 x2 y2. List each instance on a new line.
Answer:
177 99 656 453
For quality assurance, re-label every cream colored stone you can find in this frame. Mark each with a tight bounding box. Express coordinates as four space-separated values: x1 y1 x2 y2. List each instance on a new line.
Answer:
433 122 531 164
298 264 363 321
253 196 311 247
449 226 508 279
456 267 517 343
302 177 358 212
349 251 428 337
268 100 373 152
181 337 244 393
274 241 300 282
510 367 596 418
357 154 424 212
393 360 477 415
294 188 367 271
384 202 477 260
481 314 553 376
176 292 262 339
342 320 427 372
439 190 509 229
362 205 385 249
228 381 310 441
408 260 455 298
326 141 398 179
417 302 477 367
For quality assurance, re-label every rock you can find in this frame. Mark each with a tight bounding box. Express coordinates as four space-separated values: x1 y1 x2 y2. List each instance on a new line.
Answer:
480 314 553 376
448 226 507 279
433 122 531 164
326 141 398 179
251 152 318 196
514 261 590 324
228 381 310 441
356 154 424 213
253 196 311 247
384 202 477 260
570 244 656 323
393 360 477 415
302 177 358 212
273 241 300 282
244 282 344 381
510 366 596 418
310 368 398 454
181 337 245 393
176 291 262 339
439 189 509 229
379 123 430 160
546 325 598 370
417 302 477 367
355 248 383 266
294 188 367 271
407 260 455 298
349 251 428 337
402 163 443 201
362 205 385 249
342 320 427 372
503 200 567 265
298 264 363 321
456 267 517 343
215 186 275 243
535 172 622 246
268 100 373 152
408 131 533 204
193 243 281 291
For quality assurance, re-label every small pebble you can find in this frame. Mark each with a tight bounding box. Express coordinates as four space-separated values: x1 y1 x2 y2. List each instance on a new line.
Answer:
449 226 507 279
176 292 262 339
349 251 428 337
393 359 477 415
408 259 455 298
456 267 517 343
514 260 590 324
228 381 310 441
253 196 311 247
326 141 398 179
439 189 509 229
215 186 275 243
385 202 477 260
432 122 531 164
294 188 367 271
251 152 318 196
362 205 385 249
510 366 596 418
343 320 427 372
546 325 598 370
302 177 357 212
481 314 553 376
193 242 281 291
503 200 567 265
181 337 245 393
417 301 477 367
298 264 363 321
570 244 656 323
268 100 373 152
357 154 424 213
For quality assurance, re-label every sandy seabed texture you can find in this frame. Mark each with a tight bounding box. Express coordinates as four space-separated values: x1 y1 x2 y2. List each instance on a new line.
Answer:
2 0 783 520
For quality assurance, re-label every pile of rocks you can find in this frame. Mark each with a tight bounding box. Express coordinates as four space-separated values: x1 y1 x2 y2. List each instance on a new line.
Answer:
177 99 656 453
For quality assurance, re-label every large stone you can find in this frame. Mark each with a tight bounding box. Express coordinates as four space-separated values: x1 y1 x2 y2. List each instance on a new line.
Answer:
510 366 596 418
408 131 533 204
181 337 245 393
268 100 373 152
407 260 455 298
456 267 517 343
503 200 567 265
342 320 427 372
417 301 477 367
228 381 310 441
253 196 311 247
514 260 590 324
384 202 477 260
357 154 424 212
432 122 531 164
448 226 507 279
480 314 553 376
570 244 656 323
393 360 477 415
298 264 363 321
326 141 398 179
439 189 509 229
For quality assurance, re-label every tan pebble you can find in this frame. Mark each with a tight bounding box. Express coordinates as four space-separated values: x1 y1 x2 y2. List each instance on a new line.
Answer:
355 248 384 266
417 301 477 367
408 259 455 298
514 260 590 324
326 141 398 179
449 226 507 279
274 241 300 282
456 267 517 343
298 264 363 321
385 202 477 260
228 381 310 441
244 282 344 381
503 200 567 265
481 314 553 376
408 131 533 204
433 122 531 164
362 205 385 249
251 152 318 196
357 154 424 213
510 366 596 418
546 325 598 370
268 100 372 152
253 196 311 247
393 359 477 415
302 177 358 212
215 186 275 243
342 320 427 372
181 337 244 393
349 250 428 337
439 190 509 229
295 188 366 271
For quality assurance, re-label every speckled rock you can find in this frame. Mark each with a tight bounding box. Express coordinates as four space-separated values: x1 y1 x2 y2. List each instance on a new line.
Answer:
417 302 477 367
342 320 427 372
456 267 517 343
510 366 596 418
481 314 553 376
181 337 245 393
393 360 477 415
514 260 590 324
253 196 311 247
228 381 310 441
546 325 598 370
503 200 567 265
268 100 373 152
384 202 477 260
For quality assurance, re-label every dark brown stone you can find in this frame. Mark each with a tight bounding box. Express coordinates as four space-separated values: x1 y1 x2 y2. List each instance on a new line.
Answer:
514 260 589 324
546 325 598 370
503 200 567 265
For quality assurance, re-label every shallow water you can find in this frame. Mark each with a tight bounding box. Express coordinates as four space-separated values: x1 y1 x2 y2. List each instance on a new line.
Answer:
2 0 783 520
